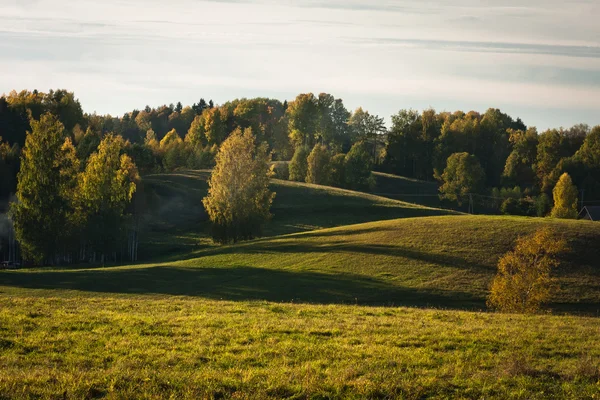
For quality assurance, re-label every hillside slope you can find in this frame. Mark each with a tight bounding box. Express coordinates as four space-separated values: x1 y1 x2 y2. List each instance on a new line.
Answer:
4 215 599 313
139 170 455 259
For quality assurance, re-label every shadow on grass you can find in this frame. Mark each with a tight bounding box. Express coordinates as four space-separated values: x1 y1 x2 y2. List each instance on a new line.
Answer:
0 266 485 310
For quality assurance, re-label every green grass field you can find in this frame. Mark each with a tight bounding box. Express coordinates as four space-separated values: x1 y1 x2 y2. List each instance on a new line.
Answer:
372 171 443 209
139 170 453 260
1 171 599 399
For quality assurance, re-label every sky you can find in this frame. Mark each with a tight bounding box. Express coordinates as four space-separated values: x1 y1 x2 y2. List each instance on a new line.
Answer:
1 0 599 130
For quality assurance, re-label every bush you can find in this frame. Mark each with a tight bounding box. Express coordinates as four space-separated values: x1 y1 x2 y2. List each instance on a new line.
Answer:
289 146 309 182
500 197 535 216
306 144 331 185
271 162 289 180
487 228 568 313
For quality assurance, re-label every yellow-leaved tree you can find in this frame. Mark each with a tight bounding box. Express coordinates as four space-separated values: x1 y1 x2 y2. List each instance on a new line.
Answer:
75 135 139 262
551 172 578 219
202 127 275 244
487 228 568 313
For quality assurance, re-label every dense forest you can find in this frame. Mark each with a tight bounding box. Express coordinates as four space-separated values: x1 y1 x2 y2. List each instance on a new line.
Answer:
1 89 599 264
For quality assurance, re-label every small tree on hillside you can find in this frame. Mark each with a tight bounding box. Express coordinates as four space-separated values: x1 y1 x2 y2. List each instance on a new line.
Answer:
551 173 578 219
306 144 331 185
202 128 275 244
289 145 309 182
439 152 485 205
487 228 568 314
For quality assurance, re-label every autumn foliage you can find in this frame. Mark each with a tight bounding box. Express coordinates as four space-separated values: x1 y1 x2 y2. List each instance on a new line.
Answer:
202 128 275 244
487 228 568 313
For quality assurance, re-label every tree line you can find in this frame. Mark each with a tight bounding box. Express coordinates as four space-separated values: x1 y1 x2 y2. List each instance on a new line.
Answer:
1 89 599 262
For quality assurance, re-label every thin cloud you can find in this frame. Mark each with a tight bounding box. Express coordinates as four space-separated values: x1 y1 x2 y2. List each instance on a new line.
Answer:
348 38 600 59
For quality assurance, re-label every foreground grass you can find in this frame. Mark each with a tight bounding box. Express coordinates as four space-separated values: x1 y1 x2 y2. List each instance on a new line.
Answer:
0 296 599 399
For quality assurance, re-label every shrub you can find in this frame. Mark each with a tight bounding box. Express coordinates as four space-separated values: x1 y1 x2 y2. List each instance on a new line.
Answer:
487 228 568 313
271 162 289 180
500 197 535 216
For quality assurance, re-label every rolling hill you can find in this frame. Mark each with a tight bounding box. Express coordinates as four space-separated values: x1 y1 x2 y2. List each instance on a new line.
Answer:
138 170 455 260
1 171 599 399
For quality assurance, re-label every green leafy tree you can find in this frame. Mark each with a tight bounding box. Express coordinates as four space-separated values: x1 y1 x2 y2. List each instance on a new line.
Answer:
159 128 182 149
502 128 538 189
202 128 274 244
487 228 568 313
204 108 226 145
551 173 578 219
186 114 206 148
10 113 79 263
348 107 386 162
287 93 318 148
289 146 310 182
306 144 331 185
0 137 20 198
344 142 373 190
329 153 346 187
75 135 139 261
439 152 485 204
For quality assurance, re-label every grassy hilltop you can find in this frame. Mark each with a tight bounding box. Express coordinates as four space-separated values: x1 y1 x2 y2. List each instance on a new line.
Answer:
1 171 599 399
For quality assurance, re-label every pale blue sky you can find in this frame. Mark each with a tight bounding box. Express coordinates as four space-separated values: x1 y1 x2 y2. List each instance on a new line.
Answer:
1 0 600 130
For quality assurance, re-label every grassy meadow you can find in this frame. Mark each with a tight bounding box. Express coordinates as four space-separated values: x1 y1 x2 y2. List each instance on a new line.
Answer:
1 171 599 399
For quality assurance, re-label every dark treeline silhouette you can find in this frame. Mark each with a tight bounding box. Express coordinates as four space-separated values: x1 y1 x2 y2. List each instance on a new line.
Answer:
1 89 599 264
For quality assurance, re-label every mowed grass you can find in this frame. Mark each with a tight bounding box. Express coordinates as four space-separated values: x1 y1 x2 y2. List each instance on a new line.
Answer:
1 297 599 399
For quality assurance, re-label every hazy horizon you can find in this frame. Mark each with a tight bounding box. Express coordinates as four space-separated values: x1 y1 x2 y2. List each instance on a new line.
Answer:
2 0 599 130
